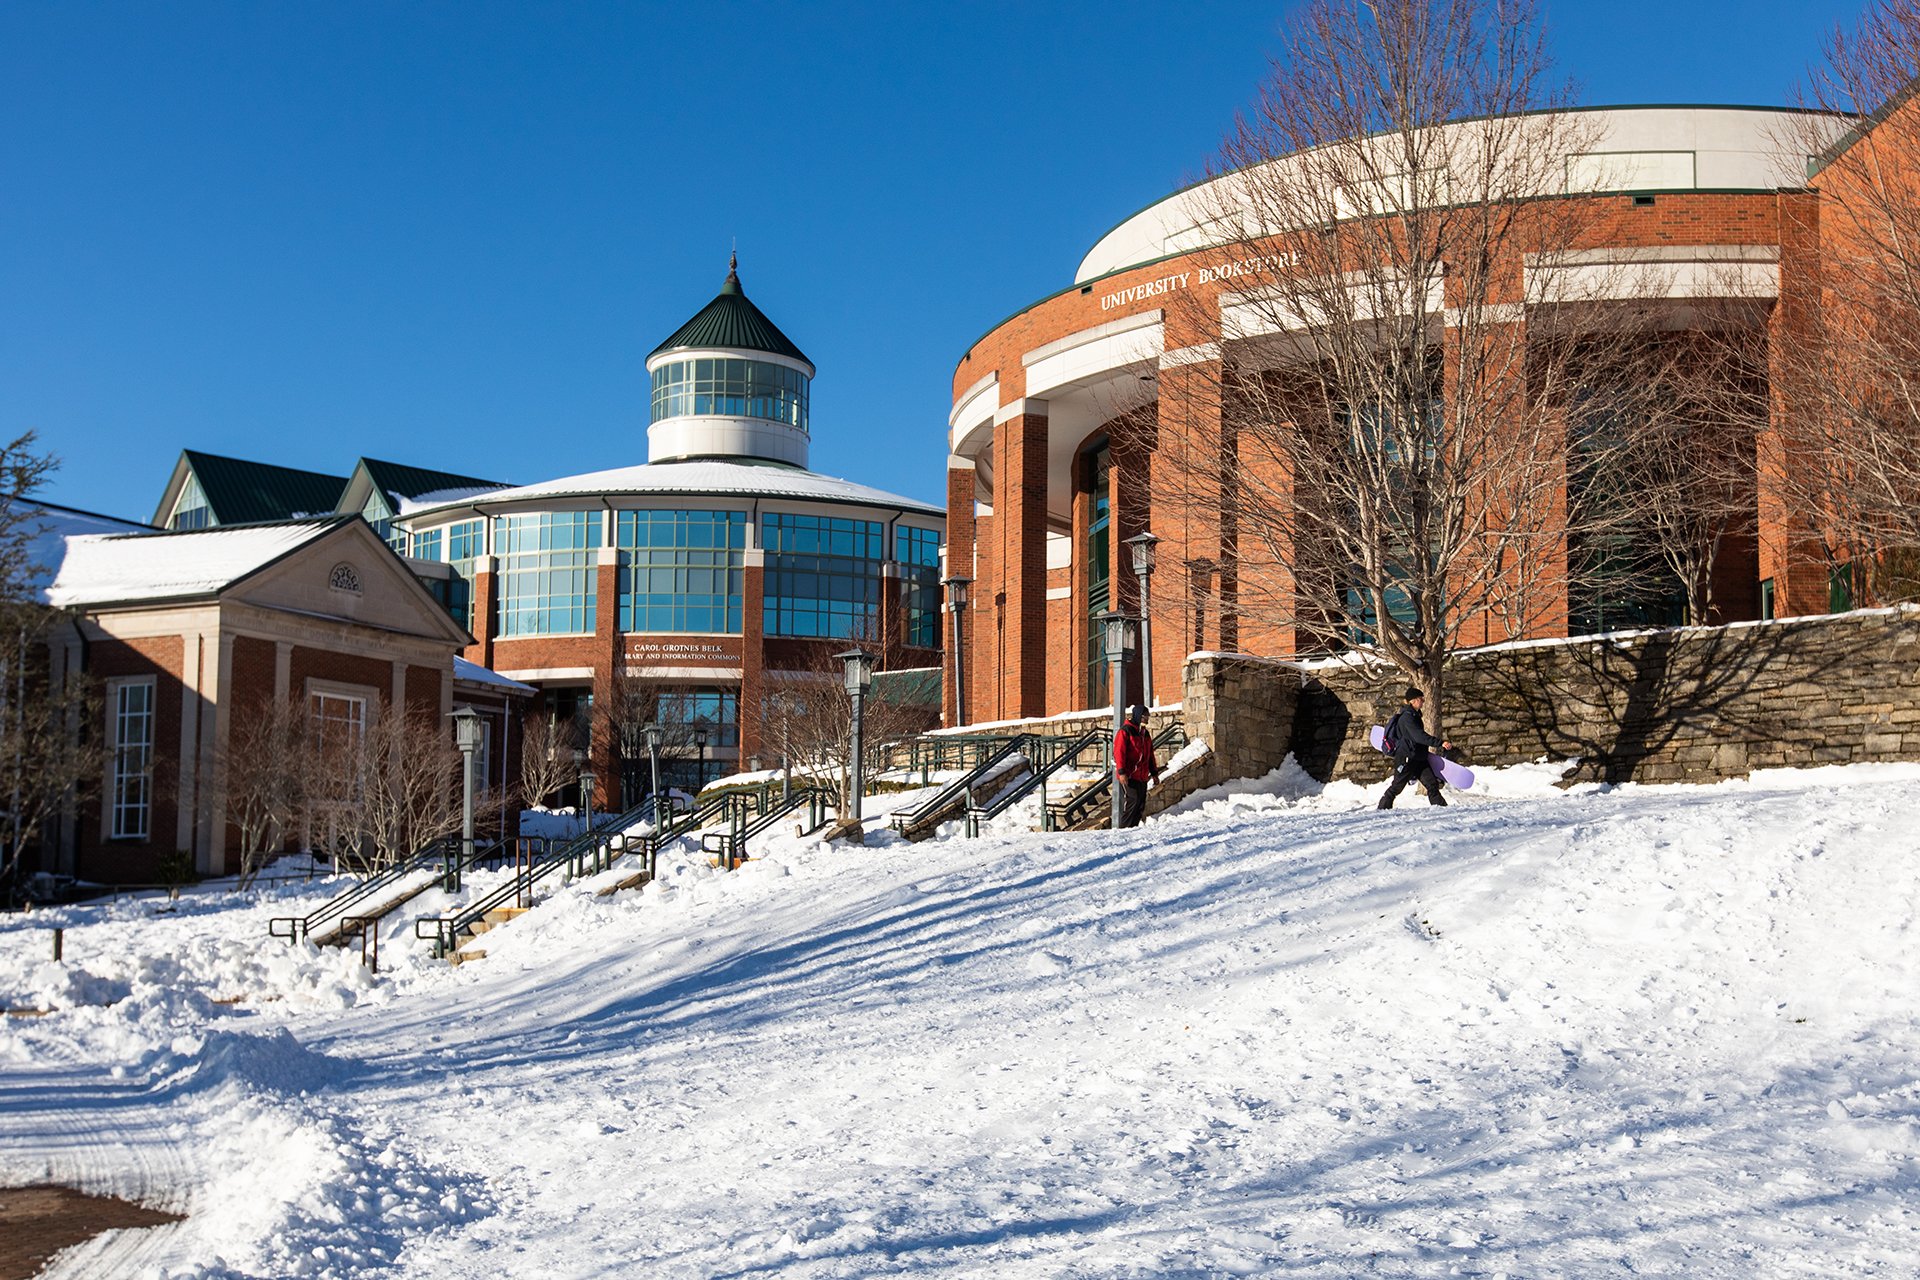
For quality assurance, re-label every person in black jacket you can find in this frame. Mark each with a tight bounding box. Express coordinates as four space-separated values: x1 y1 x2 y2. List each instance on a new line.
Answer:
1378 686 1453 809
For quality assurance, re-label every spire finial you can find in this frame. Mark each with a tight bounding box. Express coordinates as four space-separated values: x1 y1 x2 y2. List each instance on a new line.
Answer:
723 245 742 294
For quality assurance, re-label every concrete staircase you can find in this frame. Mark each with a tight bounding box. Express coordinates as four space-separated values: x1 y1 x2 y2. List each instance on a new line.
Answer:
447 905 529 967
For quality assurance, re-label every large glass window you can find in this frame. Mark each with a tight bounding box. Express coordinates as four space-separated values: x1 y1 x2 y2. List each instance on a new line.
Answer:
650 357 809 431
1085 445 1112 705
171 474 211 531
446 519 484 631
361 492 404 550
495 511 602 637
410 527 442 562
898 525 943 648
616 510 746 634
110 680 154 840
763 513 884 639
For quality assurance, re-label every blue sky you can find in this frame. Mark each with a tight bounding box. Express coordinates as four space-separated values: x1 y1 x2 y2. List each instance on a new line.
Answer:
3 0 1866 522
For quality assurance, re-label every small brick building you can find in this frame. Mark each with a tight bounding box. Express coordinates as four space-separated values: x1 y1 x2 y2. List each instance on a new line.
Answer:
43 516 526 882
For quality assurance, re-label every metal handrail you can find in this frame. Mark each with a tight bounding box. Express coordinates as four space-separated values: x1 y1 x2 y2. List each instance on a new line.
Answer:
701 786 836 865
1047 722 1189 830
965 727 1105 828
888 735 1033 832
414 799 660 959
267 836 473 945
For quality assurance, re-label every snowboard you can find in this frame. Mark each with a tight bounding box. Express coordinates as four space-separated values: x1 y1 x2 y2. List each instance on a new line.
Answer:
1369 724 1475 790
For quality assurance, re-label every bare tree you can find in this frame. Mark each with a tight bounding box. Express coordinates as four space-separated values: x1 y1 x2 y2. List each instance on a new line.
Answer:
597 667 669 806
219 695 310 886
0 434 104 896
360 707 462 868
518 706 582 811
757 646 930 812
1150 0 1684 730
1768 0 1920 605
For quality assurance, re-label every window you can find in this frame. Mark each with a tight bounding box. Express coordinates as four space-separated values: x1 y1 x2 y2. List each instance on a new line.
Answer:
1085 445 1112 705
1564 400 1687 636
762 513 884 638
361 491 403 549
109 680 155 839
496 511 601 636
409 527 442 562
311 691 367 749
1830 562 1856 613
898 525 943 648
616 510 746 634
650 357 810 431
171 474 212 531
1760 578 1776 621
446 519 484 630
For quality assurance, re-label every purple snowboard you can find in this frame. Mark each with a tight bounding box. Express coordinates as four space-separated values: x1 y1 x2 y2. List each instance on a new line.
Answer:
1369 724 1475 790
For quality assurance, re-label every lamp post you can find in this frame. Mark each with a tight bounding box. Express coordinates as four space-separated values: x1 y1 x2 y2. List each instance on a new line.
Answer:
943 574 972 728
692 722 711 793
1099 610 1139 831
1124 531 1159 709
644 722 663 820
572 747 595 838
449 706 484 893
837 647 876 831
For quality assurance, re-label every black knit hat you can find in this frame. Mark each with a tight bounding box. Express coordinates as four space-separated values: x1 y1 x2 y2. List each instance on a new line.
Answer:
1405 685 1424 701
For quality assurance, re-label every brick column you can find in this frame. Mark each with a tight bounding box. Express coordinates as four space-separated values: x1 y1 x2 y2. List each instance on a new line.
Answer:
1156 350 1228 661
591 548 619 811
995 399 1050 719
943 459 976 726
739 546 766 770
1763 189 1829 619
469 556 498 669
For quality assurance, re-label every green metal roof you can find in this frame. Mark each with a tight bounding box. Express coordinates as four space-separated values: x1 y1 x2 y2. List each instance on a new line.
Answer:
183 450 349 525
649 257 813 368
872 666 942 709
360 458 508 506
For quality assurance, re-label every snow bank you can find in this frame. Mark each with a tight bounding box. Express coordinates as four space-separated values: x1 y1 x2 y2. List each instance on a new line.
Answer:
6 764 1920 1276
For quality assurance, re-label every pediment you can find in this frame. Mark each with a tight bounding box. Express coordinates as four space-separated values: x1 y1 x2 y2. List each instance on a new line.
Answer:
224 520 470 645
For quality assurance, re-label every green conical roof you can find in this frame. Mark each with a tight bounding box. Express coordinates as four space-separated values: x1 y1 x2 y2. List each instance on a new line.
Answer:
649 256 813 369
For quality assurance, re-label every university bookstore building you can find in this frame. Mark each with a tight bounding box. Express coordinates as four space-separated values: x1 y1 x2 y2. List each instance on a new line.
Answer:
942 102 1910 725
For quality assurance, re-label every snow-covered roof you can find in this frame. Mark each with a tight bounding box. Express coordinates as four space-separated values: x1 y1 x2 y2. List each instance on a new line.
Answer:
19 501 153 591
399 458 943 520
44 519 340 607
453 657 537 695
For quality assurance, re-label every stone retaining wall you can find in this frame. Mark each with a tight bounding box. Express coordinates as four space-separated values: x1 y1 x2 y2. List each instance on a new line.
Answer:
1189 607 1920 788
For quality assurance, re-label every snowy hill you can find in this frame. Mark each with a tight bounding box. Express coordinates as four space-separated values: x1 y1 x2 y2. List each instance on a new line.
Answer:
4 762 1920 1277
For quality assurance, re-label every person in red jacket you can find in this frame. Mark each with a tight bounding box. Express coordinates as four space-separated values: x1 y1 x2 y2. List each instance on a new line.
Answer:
1113 704 1161 829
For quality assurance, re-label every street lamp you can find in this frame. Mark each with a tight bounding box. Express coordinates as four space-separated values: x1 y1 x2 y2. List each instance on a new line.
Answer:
1123 531 1160 708
692 722 711 793
572 747 594 837
1099 610 1139 830
943 573 972 728
838 647 876 831
643 722 663 820
449 706 484 893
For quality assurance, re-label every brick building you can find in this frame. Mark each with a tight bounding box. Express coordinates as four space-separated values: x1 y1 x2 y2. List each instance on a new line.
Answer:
943 104 1891 723
42 516 529 882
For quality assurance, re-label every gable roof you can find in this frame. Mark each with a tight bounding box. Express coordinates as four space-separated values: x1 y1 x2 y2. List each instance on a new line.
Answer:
649 258 813 370
46 518 347 607
351 458 510 515
157 450 349 526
